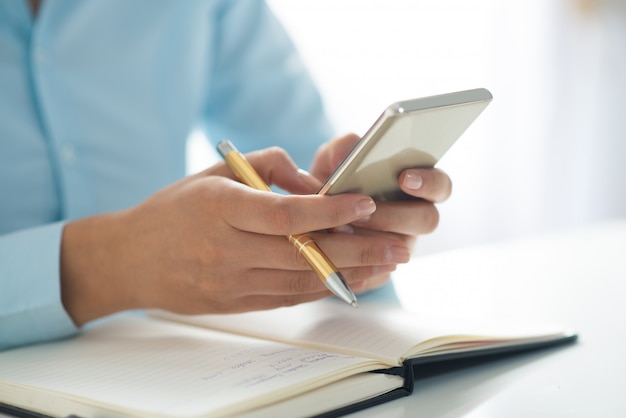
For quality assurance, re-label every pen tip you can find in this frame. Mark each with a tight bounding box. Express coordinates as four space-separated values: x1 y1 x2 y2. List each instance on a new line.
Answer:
351 301 358 308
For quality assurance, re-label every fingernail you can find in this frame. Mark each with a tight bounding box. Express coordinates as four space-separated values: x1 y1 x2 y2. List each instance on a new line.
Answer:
403 172 423 190
385 246 411 263
355 198 376 218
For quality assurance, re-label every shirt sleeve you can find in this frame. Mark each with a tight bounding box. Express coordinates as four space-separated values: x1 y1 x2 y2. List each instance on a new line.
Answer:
0 222 78 351
202 0 335 170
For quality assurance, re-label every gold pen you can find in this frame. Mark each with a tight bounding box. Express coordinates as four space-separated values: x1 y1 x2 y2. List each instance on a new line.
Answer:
216 140 358 308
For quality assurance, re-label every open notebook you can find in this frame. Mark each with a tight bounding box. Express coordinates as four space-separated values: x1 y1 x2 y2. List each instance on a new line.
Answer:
0 300 576 418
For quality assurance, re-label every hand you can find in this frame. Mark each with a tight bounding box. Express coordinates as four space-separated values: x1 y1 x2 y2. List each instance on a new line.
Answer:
310 133 452 251
59 147 409 326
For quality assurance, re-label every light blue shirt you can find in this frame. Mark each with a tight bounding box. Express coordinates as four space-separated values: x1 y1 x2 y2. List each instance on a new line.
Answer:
0 0 333 350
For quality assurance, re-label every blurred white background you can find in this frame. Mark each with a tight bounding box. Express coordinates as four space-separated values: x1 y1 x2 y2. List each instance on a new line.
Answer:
190 0 626 255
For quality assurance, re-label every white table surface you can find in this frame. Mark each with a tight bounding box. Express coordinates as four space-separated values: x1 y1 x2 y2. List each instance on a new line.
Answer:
349 219 626 417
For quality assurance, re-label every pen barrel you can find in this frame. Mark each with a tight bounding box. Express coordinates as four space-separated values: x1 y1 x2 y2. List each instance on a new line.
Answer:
217 139 356 306
224 152 271 192
289 234 336 281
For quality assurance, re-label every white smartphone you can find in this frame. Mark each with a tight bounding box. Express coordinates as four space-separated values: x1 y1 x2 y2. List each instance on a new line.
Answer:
318 88 492 200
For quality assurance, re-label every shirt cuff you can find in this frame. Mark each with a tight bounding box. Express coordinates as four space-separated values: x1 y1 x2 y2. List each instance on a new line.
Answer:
0 222 78 350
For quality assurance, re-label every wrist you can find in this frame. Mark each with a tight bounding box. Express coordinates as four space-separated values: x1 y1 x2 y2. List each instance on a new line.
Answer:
60 210 137 326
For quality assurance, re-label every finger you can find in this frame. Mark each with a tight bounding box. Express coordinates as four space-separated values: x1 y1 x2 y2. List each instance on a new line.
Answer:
352 200 440 235
312 232 411 267
328 224 416 247
214 176 377 236
325 133 360 169
232 267 388 312
201 146 322 195
231 264 398 296
232 292 332 312
398 167 452 203
224 230 408 272
182 290 332 314
311 133 360 181
245 147 322 194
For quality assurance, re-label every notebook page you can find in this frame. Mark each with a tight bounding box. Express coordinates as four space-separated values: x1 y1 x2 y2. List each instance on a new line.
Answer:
155 302 453 365
0 315 384 418
155 300 568 365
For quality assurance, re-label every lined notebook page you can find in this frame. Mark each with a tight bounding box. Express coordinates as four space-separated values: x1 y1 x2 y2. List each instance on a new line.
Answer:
156 300 566 365
155 302 453 365
0 315 383 417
